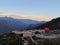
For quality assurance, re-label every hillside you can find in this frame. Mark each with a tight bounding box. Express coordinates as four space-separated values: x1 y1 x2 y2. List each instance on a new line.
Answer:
0 17 46 34
35 17 60 30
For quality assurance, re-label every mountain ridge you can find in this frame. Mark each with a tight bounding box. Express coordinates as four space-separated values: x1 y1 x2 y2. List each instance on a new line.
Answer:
35 17 60 30
0 17 46 34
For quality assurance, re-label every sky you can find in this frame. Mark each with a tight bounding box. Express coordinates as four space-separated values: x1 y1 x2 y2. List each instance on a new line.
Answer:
0 0 60 21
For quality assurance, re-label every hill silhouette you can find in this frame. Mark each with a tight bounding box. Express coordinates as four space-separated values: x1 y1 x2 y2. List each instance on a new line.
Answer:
35 17 60 30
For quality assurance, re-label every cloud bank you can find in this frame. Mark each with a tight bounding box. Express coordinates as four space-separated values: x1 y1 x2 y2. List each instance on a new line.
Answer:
0 13 51 21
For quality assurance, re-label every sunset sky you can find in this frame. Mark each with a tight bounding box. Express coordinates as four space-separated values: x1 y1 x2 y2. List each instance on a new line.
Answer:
0 0 60 21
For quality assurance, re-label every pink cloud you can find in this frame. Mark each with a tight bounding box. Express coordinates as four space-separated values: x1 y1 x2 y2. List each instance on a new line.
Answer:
0 13 51 21
36 16 51 21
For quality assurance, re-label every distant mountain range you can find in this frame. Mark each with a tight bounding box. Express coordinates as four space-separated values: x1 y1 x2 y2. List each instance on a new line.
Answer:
2 16 60 34
0 17 46 34
35 17 60 30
